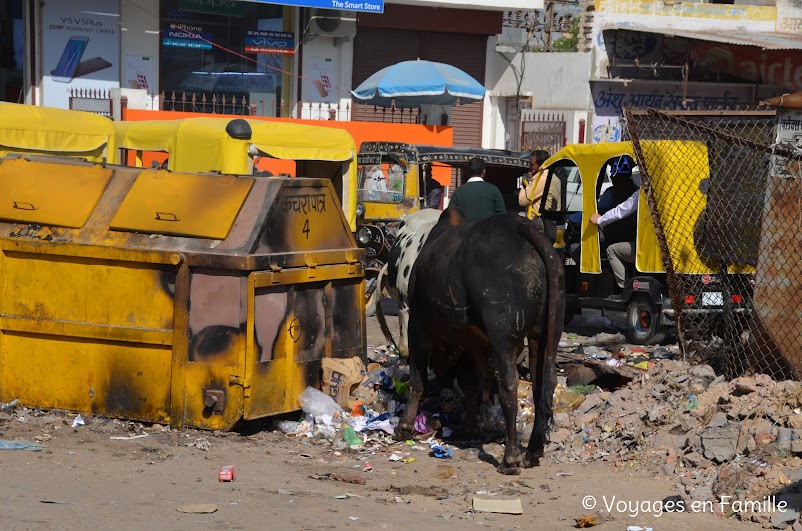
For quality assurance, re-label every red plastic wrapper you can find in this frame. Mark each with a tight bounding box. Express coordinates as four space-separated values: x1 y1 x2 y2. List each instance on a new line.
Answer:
218 465 236 482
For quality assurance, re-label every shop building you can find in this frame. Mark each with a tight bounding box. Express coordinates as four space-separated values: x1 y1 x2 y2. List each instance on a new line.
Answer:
2 0 536 150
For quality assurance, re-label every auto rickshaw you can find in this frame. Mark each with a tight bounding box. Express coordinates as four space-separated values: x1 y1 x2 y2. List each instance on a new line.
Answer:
534 140 754 345
114 117 359 231
0 102 116 162
355 142 529 313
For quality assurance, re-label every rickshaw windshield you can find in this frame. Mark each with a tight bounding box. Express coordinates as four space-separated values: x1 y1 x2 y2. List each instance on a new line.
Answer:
357 152 407 203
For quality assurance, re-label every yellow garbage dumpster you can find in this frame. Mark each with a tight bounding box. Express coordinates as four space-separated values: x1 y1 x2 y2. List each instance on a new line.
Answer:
0 155 365 430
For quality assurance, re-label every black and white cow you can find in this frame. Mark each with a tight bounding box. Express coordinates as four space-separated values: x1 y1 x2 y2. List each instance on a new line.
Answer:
376 208 441 358
397 208 565 475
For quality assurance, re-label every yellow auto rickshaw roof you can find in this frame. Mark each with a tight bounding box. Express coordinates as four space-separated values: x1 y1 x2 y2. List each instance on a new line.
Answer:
0 102 116 154
542 141 634 170
117 118 356 162
247 119 355 161
115 120 181 153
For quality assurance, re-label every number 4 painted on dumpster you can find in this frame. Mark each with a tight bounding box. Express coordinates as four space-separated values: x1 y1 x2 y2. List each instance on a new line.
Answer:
303 219 310 239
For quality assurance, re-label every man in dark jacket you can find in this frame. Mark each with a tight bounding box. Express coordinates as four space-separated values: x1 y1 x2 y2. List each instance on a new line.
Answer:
448 157 505 221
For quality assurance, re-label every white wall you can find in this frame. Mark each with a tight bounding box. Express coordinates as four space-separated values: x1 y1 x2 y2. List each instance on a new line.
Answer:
120 0 159 97
483 39 593 148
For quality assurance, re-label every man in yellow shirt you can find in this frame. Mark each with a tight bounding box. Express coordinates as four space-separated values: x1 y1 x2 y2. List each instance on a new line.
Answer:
518 149 562 240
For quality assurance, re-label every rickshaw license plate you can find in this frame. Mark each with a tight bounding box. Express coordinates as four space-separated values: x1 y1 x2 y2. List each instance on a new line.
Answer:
702 292 723 306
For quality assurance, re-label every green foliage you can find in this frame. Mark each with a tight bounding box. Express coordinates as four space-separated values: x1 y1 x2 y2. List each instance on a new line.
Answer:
551 18 579 52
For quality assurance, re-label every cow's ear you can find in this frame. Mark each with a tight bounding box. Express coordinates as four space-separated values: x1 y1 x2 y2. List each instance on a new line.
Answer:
441 207 467 225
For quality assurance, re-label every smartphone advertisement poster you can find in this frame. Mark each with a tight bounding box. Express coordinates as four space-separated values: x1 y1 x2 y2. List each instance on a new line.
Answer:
42 0 120 109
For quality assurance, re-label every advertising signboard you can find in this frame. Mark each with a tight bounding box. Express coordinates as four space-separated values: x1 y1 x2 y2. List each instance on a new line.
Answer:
42 0 121 109
244 30 295 55
245 0 384 13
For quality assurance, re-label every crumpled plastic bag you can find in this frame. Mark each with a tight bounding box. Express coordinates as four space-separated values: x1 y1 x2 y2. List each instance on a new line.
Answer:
430 441 453 459
298 386 343 418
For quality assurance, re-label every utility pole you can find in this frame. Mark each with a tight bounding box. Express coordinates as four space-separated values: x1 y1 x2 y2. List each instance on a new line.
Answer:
544 1 555 51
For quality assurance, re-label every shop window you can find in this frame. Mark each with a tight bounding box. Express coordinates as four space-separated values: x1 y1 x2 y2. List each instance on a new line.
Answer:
160 0 291 116
0 0 24 103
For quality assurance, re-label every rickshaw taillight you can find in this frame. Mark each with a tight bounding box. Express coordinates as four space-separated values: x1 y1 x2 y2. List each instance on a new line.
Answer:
731 294 743 304
685 295 695 304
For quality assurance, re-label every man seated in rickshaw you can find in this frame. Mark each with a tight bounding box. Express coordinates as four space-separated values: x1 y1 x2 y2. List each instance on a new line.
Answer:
567 166 639 298
588 167 641 300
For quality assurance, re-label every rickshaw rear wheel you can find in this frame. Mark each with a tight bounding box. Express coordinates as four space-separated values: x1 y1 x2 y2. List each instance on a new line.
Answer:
626 295 666 345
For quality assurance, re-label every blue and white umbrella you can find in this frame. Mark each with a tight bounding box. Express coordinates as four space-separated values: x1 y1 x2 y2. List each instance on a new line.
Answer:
351 59 486 108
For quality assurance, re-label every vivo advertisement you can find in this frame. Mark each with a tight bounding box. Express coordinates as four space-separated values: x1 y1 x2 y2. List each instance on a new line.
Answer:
42 0 121 109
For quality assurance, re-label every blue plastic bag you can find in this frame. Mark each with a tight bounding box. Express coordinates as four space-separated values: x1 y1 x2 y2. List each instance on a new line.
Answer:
430 441 453 459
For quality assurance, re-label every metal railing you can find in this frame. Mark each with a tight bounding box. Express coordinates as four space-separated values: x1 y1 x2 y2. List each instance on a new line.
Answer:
521 111 567 154
68 88 113 118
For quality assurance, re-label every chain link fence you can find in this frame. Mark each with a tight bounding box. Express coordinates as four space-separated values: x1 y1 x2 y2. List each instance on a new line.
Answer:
624 107 802 381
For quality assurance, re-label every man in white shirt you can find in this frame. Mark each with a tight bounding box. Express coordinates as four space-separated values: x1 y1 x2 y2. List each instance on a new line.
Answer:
589 188 639 301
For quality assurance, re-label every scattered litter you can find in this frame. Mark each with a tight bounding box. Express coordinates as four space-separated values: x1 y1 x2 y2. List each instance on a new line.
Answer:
388 452 403 462
0 399 18 413
363 462 373 472
555 472 574 477
332 493 363 499
71 415 85 428
309 472 367 485
575 514 601 528
110 433 149 440
276 420 300 434
588 332 626 346
185 438 212 451
626 527 654 531
298 386 343 418
472 497 523 515
430 441 453 459
176 504 218 514
39 500 70 504
218 465 236 482
349 516 359 521
651 347 675 360
0 440 41 451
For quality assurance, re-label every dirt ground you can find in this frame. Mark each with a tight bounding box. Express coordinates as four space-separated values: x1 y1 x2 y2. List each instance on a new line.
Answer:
0 311 762 531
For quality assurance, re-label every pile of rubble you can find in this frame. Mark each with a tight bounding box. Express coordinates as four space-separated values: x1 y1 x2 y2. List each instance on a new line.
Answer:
543 357 802 527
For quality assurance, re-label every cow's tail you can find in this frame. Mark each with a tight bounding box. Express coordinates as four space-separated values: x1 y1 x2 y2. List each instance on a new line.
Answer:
374 262 399 353
520 219 565 454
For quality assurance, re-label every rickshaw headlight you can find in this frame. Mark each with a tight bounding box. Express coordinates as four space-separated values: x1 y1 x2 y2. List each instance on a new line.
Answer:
356 202 366 217
357 227 372 245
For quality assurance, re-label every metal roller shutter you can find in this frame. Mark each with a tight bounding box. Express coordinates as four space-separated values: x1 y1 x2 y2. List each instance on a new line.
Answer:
352 28 486 148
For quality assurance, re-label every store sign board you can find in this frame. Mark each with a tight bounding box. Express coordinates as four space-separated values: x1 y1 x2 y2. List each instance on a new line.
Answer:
243 0 384 13
244 30 295 55
177 0 245 16
771 109 802 179
162 28 213 49
41 0 121 109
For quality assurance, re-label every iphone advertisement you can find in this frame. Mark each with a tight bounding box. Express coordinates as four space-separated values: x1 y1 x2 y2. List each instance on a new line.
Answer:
42 0 120 108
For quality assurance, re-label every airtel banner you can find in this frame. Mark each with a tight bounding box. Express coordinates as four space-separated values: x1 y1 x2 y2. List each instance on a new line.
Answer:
691 42 802 92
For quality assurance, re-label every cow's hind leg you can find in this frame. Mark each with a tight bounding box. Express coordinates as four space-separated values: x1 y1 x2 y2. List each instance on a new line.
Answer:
395 312 429 441
524 320 554 468
488 336 523 475
455 354 482 442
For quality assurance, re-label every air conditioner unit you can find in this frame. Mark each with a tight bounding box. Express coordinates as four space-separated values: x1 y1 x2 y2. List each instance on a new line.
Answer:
308 8 357 40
